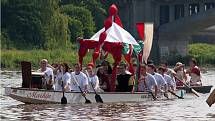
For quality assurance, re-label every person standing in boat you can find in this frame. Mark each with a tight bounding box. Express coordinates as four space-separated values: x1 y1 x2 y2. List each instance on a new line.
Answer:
97 60 112 92
186 58 202 86
116 62 132 92
147 64 168 93
138 64 158 98
174 62 187 86
157 66 175 92
70 63 89 93
37 59 54 90
86 65 102 92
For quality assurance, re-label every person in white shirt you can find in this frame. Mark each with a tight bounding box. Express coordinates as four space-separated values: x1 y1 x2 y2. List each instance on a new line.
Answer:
158 66 175 91
70 63 88 93
54 63 71 91
37 59 54 90
147 64 168 93
160 62 176 85
138 64 158 98
86 65 101 92
54 69 63 91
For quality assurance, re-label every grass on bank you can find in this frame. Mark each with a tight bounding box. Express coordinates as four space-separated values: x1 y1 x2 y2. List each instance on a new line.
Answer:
1 49 113 70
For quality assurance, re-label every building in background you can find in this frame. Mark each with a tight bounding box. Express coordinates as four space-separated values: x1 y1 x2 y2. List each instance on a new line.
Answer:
113 0 215 63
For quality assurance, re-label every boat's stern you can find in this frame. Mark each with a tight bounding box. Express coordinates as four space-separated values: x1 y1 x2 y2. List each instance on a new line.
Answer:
4 87 12 96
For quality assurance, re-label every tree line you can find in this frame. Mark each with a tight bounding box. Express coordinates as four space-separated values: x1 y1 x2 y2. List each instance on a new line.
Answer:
1 0 115 50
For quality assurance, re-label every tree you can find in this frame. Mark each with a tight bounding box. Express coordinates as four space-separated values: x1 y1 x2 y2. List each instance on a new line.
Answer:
61 4 95 40
1 0 70 50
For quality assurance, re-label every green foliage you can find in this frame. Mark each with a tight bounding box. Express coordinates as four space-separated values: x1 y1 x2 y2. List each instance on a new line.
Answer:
67 18 84 43
1 0 69 49
60 0 106 30
188 43 215 65
61 4 95 39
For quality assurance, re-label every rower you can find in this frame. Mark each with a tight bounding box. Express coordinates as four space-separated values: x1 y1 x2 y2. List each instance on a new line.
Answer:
54 63 71 92
147 64 168 93
174 62 187 86
70 63 88 93
157 66 175 92
186 58 202 86
138 64 158 98
97 60 112 92
160 61 176 86
37 59 54 90
61 63 71 91
86 65 102 92
116 62 132 92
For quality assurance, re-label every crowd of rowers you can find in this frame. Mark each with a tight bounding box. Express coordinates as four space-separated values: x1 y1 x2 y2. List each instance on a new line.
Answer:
35 58 202 96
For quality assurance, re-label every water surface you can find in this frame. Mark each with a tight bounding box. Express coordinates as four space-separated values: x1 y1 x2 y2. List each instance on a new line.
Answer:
0 70 215 120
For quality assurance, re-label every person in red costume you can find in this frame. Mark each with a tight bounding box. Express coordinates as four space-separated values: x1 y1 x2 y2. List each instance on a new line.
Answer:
186 58 202 86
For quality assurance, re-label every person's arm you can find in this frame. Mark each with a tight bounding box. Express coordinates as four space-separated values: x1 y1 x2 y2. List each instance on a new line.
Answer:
94 76 100 90
83 74 89 93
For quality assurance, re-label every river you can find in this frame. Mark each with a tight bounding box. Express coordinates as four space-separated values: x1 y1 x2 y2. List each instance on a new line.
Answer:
0 70 215 121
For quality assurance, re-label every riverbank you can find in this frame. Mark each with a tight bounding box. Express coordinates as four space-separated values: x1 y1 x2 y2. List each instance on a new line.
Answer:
1 43 215 70
1 49 113 70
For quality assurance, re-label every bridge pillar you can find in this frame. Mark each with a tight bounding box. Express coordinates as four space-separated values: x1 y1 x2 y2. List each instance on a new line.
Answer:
169 5 175 22
184 3 190 17
200 2 205 12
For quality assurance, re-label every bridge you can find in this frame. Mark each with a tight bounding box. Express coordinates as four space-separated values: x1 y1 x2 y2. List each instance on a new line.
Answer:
115 0 215 63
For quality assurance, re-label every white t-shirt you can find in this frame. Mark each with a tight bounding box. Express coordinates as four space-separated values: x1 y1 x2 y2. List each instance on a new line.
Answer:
70 72 88 92
62 72 71 91
163 74 175 90
152 73 167 90
88 75 100 92
166 68 176 84
38 67 54 84
138 73 157 92
54 70 63 91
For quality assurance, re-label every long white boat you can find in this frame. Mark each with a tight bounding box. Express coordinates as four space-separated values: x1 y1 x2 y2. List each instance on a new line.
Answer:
4 87 184 104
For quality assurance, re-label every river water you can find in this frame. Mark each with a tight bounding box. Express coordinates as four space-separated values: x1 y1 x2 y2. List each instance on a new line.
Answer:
0 70 215 121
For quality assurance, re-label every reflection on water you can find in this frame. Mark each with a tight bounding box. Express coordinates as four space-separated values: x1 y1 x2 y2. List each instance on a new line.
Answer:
0 70 215 120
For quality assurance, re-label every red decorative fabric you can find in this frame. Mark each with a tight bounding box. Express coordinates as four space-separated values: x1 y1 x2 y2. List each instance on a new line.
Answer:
99 31 107 44
104 16 112 30
136 23 145 41
92 47 100 63
102 42 123 92
124 44 134 74
109 4 118 15
115 15 123 28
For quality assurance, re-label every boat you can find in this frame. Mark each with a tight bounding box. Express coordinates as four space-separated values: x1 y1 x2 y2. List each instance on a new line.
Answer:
176 85 213 93
4 87 184 104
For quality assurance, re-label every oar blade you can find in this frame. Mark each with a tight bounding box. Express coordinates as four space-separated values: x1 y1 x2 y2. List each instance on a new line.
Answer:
85 99 92 104
168 90 184 99
61 96 67 104
95 94 103 103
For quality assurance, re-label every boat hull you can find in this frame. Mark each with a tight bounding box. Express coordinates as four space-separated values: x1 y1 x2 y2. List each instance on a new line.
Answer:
176 85 213 93
4 87 183 104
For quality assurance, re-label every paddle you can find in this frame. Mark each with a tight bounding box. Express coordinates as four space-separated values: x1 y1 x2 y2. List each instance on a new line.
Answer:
61 81 67 104
85 70 103 103
174 76 200 97
168 90 184 99
149 90 157 100
71 74 91 104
